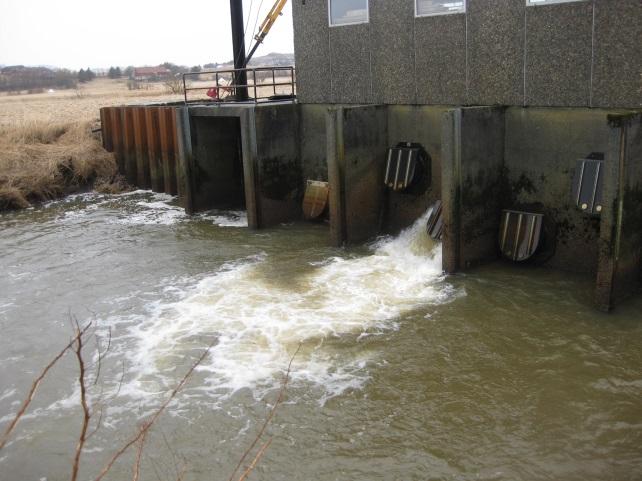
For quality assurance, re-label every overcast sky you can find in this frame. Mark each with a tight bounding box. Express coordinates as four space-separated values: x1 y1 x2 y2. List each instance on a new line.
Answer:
0 0 294 69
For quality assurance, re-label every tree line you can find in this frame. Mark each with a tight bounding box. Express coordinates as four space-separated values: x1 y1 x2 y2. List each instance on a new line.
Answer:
0 62 233 93
0 66 77 92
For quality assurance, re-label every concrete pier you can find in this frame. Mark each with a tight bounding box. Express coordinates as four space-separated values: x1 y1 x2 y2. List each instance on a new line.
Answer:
327 105 387 245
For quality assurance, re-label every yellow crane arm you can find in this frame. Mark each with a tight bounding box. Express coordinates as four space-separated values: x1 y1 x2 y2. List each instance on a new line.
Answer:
245 0 288 65
255 0 288 43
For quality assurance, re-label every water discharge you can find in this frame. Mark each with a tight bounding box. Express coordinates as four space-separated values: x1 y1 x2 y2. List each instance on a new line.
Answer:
119 208 454 404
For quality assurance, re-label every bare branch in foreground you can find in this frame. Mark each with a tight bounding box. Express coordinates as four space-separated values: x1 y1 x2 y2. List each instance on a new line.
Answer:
175 463 187 481
71 320 92 481
0 322 92 451
237 438 273 481
228 343 301 481
93 343 214 481
131 428 148 481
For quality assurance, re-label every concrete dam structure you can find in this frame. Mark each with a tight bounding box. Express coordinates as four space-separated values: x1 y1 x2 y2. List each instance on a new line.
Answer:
100 0 641 312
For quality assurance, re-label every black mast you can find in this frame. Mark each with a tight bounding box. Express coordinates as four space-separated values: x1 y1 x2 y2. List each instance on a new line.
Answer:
230 0 248 100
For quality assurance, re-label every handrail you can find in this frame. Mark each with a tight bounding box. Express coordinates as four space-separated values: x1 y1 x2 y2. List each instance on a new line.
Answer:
182 66 296 104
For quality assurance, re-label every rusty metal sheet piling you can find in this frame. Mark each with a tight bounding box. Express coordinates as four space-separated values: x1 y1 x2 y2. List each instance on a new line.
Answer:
133 107 151 189
159 107 178 195
111 107 125 175
100 107 114 152
145 107 164 192
121 107 138 185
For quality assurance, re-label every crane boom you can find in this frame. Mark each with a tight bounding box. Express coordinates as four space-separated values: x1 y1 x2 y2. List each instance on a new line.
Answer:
245 0 288 66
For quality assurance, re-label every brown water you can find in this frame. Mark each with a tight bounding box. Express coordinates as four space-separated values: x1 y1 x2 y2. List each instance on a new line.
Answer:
0 191 640 481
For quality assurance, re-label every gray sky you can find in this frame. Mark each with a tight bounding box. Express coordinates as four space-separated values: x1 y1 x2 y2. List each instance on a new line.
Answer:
0 0 294 69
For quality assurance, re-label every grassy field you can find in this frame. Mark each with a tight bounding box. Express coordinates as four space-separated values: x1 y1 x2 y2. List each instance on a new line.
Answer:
0 78 181 210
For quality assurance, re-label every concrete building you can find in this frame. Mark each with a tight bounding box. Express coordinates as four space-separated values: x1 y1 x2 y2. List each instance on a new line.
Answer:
293 0 640 108
100 0 641 311
290 0 642 311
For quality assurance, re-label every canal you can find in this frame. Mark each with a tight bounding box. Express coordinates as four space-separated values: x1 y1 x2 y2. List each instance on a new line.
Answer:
0 191 640 481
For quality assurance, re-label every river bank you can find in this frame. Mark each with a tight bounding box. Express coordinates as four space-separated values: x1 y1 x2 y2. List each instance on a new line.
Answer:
0 78 183 210
0 120 125 209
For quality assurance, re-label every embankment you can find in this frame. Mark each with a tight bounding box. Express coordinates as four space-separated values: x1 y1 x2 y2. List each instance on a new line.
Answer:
0 121 126 210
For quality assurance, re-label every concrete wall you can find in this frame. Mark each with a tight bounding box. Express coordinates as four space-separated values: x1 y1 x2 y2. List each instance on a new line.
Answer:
371 0 415 105
253 103 302 227
292 0 642 108
467 0 524 106
441 107 505 273
299 104 330 183
524 1 593 107
385 105 447 233
184 103 301 229
292 0 331 103
504 108 612 274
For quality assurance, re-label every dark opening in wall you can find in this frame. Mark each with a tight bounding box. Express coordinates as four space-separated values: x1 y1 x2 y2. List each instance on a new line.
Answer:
191 116 246 212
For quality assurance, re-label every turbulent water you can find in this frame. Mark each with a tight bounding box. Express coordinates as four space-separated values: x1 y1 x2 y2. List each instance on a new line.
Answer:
0 191 640 481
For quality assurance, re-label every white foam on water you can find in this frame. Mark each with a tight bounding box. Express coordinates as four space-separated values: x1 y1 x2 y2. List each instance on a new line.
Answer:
199 210 248 228
101 193 185 225
113 209 459 405
44 190 185 225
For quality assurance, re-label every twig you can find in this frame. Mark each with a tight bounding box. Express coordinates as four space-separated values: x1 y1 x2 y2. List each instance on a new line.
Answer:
86 405 104 441
176 463 187 481
114 360 126 398
144 450 166 481
237 438 272 481
0 322 92 451
131 428 148 481
228 344 301 481
93 343 213 481
71 320 92 481
159 428 181 481
93 326 112 386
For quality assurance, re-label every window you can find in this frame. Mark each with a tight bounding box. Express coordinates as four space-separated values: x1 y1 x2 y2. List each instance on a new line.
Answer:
416 0 466 17
526 0 586 5
329 0 369 26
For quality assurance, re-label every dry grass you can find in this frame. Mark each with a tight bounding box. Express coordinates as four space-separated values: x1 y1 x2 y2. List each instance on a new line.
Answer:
0 121 120 209
0 78 182 210
0 78 182 126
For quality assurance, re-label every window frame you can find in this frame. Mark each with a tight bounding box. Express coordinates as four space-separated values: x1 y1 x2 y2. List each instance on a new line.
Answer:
328 0 370 27
415 0 467 18
526 0 588 6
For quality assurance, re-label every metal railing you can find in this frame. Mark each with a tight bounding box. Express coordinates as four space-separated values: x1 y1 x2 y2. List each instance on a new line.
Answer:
182 66 296 104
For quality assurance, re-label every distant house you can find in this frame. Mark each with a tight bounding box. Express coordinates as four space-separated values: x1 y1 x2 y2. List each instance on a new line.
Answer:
133 67 171 82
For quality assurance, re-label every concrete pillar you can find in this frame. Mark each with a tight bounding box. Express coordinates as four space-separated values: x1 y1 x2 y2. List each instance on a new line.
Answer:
595 113 642 311
441 109 462 273
326 107 346 246
440 106 505 273
326 105 388 246
175 107 194 213
241 109 260 229
253 103 302 227
145 107 164 192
